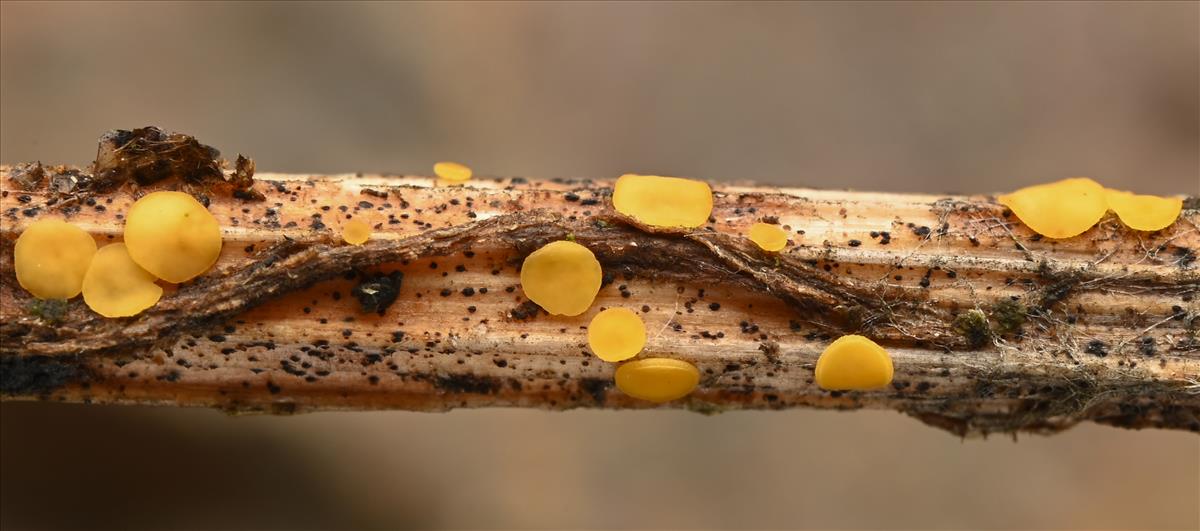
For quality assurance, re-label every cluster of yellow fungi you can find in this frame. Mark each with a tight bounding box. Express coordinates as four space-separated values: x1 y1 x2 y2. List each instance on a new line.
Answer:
515 172 906 402
999 177 1182 238
14 190 222 319
509 173 720 403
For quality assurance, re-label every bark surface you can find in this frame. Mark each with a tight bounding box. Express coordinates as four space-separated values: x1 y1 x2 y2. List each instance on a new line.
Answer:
2 164 1197 436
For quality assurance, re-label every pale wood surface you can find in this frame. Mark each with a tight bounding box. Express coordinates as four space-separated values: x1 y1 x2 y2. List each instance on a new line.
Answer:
1 166 1197 435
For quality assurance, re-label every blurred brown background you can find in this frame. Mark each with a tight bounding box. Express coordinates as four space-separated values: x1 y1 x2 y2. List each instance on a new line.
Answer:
1 1 1197 529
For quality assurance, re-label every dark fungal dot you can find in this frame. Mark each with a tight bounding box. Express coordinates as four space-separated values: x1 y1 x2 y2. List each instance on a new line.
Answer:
440 288 452 297
708 302 721 311
461 287 475 297
509 300 542 320
1139 336 1157 356
351 271 403 315
848 239 862 247
1086 340 1108 357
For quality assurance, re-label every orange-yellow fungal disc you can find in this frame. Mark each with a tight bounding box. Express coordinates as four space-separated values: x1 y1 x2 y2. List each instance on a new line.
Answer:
13 219 97 299
748 222 788 252
615 358 700 403
124 191 222 283
434 161 472 182
612 174 713 228
587 308 647 362
814 334 894 391
519 240 602 316
342 219 371 245
1104 189 1182 232
82 243 163 318
997 178 1107 239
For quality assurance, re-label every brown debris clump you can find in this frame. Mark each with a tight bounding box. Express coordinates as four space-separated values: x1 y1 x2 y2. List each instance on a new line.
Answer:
87 126 261 199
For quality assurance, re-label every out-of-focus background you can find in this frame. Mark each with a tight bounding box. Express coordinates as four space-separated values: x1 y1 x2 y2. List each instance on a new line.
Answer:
1 2 1197 529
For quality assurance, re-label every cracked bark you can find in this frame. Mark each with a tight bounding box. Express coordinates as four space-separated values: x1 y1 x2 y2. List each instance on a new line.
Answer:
1 164 1197 436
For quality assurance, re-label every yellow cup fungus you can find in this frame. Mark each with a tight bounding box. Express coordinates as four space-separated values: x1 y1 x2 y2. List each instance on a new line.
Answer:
612 174 713 229
519 240 603 316
748 222 788 252
587 307 647 362
814 334 894 391
82 243 163 318
997 178 1108 239
615 358 700 403
124 191 222 283
342 219 372 245
14 219 98 299
1104 189 1183 232
434 161 473 182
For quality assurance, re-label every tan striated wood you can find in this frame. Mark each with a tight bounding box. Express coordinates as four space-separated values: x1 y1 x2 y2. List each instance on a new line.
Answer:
1 164 1197 436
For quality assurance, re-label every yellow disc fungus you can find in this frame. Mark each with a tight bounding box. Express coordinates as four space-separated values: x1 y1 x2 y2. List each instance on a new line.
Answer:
1104 189 1182 232
434 161 472 182
124 191 222 283
748 222 788 252
814 334 894 391
519 240 603 316
82 243 163 318
587 307 647 362
612 174 713 228
342 219 371 245
14 219 98 299
615 358 700 403
997 178 1108 239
